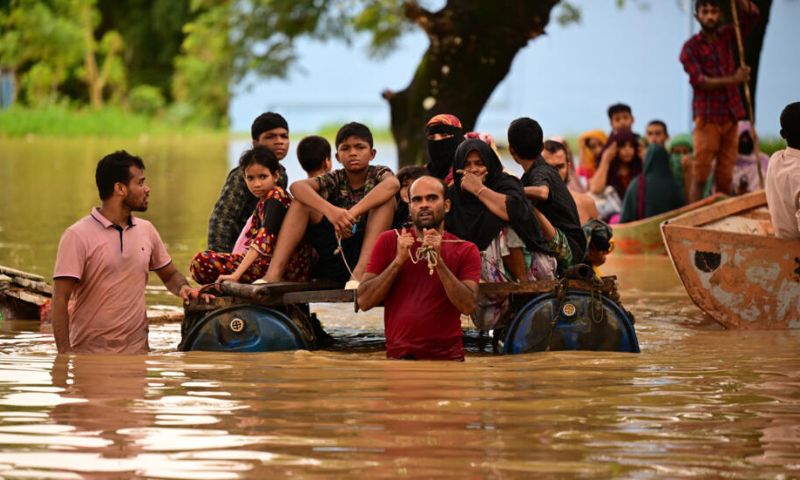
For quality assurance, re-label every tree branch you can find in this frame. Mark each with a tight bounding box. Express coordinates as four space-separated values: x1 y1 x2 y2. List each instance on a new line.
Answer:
403 1 434 35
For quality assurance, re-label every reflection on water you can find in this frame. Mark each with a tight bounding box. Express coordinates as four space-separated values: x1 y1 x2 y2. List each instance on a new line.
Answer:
0 320 797 478
0 257 797 478
2 138 799 477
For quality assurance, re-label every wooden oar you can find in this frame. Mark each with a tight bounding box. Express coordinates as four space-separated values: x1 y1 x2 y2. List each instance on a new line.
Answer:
730 0 764 188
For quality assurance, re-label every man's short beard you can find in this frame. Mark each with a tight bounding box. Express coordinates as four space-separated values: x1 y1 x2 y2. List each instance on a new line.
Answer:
414 218 442 230
413 210 444 231
701 21 718 33
125 197 148 212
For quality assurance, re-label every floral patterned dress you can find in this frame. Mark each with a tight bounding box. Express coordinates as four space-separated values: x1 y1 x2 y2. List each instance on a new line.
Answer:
190 187 311 284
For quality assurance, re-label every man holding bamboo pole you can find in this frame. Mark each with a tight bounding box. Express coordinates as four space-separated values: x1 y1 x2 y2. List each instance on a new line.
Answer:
680 0 759 202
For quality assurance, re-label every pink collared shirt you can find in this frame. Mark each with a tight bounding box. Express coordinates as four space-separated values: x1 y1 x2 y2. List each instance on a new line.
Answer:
53 208 171 353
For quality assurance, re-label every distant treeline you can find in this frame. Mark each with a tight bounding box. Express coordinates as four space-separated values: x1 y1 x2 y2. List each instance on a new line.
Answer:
0 0 230 127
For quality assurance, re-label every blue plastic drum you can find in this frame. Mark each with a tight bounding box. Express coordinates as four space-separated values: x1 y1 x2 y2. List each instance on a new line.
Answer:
181 305 311 352
502 290 640 354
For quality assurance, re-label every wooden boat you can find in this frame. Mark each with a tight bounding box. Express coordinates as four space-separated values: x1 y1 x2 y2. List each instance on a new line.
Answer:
0 264 183 324
660 190 800 329
0 265 51 321
613 193 725 255
181 269 641 354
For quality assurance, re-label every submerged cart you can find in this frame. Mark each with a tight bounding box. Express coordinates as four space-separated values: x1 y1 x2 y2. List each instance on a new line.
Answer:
181 266 640 355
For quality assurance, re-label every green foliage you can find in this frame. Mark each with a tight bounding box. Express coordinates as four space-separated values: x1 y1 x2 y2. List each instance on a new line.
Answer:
20 63 58 107
0 104 220 137
97 0 191 101
229 0 415 83
556 2 582 25
350 1 411 57
128 85 166 116
0 0 129 107
759 137 786 156
171 0 232 128
0 0 83 104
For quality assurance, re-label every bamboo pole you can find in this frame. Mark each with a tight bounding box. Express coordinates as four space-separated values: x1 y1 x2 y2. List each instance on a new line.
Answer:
730 0 764 188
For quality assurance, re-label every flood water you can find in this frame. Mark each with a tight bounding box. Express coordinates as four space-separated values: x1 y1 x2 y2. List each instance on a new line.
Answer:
1 137 798 478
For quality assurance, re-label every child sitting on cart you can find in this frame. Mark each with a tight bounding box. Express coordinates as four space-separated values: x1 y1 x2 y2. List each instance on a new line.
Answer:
190 146 311 284
263 122 400 286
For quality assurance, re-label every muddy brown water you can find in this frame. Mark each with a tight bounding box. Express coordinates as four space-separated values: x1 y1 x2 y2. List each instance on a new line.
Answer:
0 138 798 478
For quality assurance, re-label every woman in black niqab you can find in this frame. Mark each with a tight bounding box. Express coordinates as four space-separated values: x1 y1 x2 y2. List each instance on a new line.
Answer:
425 114 465 183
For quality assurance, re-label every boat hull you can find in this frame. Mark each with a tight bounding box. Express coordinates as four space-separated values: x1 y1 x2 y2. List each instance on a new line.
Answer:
614 194 725 255
661 191 800 329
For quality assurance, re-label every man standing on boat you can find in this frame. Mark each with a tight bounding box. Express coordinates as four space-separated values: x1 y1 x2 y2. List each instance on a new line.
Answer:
680 0 759 202
358 176 480 361
52 151 206 354
765 102 800 240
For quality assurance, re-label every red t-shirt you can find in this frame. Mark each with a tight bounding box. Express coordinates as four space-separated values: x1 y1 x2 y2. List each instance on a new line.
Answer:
366 228 481 360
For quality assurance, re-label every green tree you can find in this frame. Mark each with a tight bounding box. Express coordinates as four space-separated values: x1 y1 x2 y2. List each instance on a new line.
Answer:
0 0 126 108
73 0 125 108
0 0 83 105
171 0 232 127
228 0 561 166
97 0 192 103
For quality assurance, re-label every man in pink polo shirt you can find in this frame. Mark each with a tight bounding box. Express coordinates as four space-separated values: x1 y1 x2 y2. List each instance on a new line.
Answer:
53 151 205 354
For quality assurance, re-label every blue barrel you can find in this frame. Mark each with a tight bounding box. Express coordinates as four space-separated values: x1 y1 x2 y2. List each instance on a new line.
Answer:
502 290 640 354
181 305 311 352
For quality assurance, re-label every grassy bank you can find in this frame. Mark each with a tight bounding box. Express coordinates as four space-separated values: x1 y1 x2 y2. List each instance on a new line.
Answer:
0 106 394 142
0 105 223 138
1 106 786 156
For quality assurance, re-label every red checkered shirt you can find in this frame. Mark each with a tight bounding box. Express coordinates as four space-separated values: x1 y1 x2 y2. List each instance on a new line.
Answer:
679 2 759 124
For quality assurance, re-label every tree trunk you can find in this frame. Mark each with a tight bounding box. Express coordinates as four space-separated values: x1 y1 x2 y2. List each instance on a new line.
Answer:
742 0 772 117
80 2 103 109
385 0 558 167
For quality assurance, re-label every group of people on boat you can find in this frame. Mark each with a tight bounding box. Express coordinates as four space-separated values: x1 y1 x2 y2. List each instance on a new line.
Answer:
49 0 799 359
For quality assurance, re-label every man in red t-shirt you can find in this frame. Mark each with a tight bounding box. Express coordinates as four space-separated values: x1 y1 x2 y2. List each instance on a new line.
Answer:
358 176 480 360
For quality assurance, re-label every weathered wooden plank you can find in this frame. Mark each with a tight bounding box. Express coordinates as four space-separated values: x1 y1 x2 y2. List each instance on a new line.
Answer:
146 308 184 324
667 190 766 228
0 265 44 282
613 193 726 255
2 289 49 306
478 280 558 295
282 289 355 304
479 277 617 296
185 276 618 311
11 277 52 295
661 192 800 330
218 280 344 300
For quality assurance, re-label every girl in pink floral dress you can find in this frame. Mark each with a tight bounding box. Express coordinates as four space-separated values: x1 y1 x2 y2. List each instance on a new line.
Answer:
190 147 311 284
